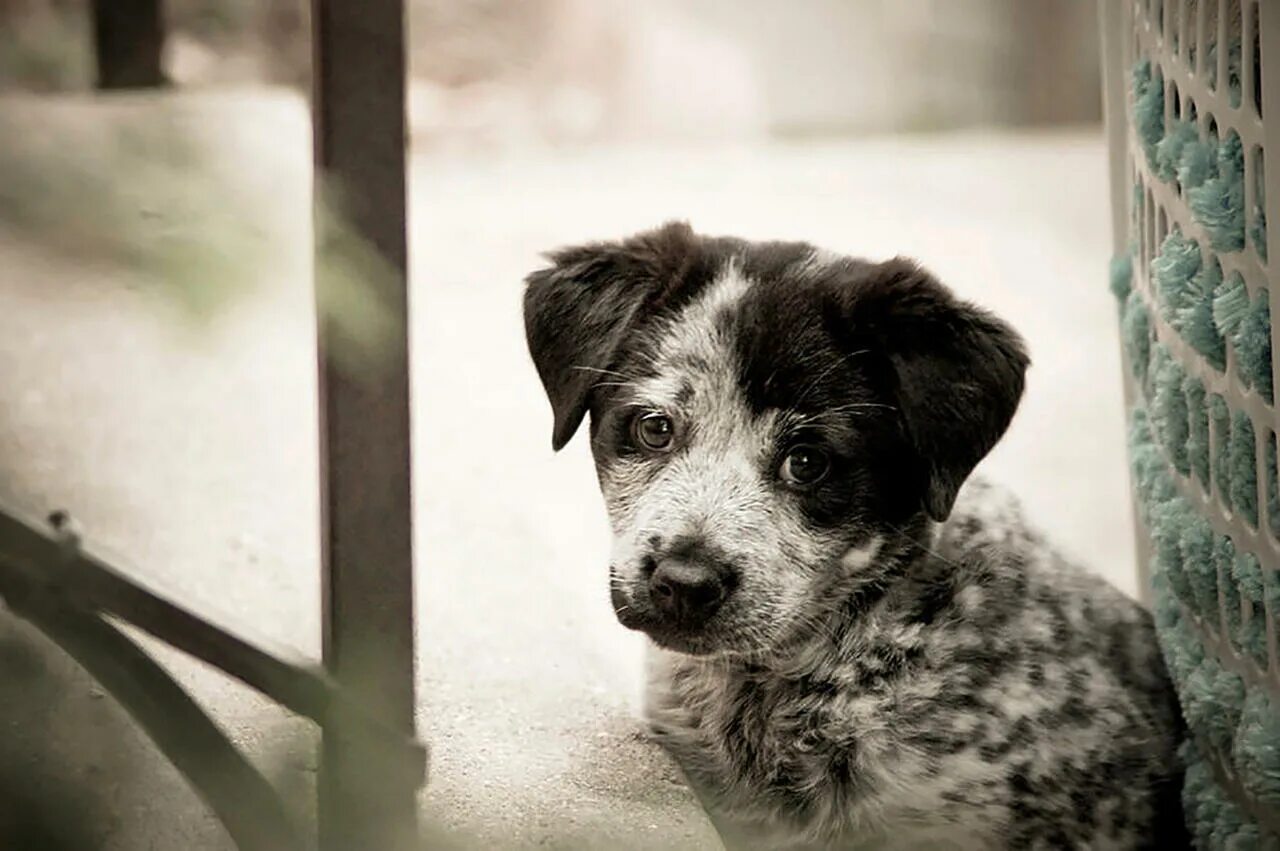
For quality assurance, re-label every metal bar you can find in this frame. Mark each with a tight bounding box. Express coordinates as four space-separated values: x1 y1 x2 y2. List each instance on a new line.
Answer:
0 506 324 711
1100 0 1130 255
90 0 167 90
310 1 419 849
0 568 305 851
1258 0 1280 685
1100 0 1155 605
1262 2 1280 416
0 506 426 786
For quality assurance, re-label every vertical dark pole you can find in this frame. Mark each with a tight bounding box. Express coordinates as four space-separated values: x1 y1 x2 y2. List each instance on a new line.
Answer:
90 0 167 89
311 2 418 849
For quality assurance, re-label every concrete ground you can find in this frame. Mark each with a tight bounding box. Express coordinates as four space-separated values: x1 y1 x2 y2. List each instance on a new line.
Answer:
0 91 1134 849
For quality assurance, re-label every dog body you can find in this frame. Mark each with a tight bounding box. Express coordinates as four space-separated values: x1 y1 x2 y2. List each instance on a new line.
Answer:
643 477 1182 849
523 224 1185 849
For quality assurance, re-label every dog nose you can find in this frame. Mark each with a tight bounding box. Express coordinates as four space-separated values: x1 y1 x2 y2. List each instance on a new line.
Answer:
649 558 728 625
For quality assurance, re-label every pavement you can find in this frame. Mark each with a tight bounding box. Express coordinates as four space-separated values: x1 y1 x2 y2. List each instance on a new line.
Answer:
0 90 1133 849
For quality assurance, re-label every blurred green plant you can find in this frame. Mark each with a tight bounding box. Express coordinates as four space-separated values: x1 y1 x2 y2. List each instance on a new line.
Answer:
0 615 130 851
0 109 258 316
314 181 403 381
0 5 92 93
0 0 309 91
165 0 268 44
0 101 400 381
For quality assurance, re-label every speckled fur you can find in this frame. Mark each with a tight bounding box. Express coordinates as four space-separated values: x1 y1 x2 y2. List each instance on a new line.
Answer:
645 479 1184 849
523 224 1186 850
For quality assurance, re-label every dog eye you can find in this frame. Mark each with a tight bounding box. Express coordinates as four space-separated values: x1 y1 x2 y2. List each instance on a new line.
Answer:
633 412 676 451
779 445 830 486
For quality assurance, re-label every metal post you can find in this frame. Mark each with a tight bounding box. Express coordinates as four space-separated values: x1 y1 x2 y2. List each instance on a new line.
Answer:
1098 0 1129 260
90 0 167 89
311 2 418 848
1098 0 1154 606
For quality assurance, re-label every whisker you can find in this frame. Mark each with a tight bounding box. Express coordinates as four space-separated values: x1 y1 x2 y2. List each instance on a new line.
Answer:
571 365 633 379
825 402 897 413
788 402 898 424
780 348 874 419
887 523 966 573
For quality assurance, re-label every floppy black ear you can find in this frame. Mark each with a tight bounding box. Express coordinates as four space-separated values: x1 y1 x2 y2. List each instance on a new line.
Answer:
523 222 698 451
831 258 1029 521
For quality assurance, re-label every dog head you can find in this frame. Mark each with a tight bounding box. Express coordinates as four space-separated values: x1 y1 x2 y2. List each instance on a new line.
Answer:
524 222 1028 657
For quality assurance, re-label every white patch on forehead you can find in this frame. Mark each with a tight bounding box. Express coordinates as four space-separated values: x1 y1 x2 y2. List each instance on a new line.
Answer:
840 536 883 572
604 260 763 523
689 257 751 320
791 246 842 280
629 259 751 406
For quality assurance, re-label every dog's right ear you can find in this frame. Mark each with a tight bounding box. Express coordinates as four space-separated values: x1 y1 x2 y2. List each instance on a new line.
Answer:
523 222 698 451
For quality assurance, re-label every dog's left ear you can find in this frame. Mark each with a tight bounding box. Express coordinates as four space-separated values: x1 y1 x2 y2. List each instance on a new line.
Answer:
524 222 698 451
828 258 1029 521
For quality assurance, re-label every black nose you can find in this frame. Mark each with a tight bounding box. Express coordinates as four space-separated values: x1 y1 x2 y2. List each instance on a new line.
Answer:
648 558 729 625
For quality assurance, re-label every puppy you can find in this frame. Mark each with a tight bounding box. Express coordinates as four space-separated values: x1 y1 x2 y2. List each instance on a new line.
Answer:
523 223 1186 849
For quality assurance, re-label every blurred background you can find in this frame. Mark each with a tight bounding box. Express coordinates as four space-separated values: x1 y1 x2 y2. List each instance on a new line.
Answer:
1 0 1103 140
0 3 1129 849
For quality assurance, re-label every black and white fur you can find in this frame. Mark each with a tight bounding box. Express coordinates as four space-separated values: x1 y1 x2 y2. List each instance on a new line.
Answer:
523 223 1186 849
